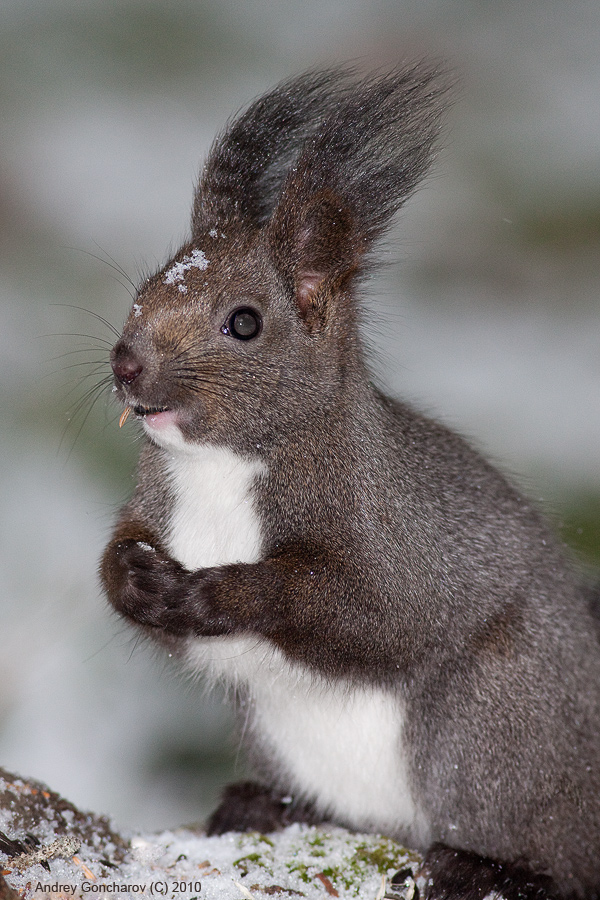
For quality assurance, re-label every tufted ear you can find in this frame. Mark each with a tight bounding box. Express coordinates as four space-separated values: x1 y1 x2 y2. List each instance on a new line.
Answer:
266 64 449 330
191 70 351 236
268 189 359 330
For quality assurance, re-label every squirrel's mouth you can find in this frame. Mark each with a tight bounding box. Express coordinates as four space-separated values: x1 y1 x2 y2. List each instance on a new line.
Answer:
118 404 170 428
133 404 169 417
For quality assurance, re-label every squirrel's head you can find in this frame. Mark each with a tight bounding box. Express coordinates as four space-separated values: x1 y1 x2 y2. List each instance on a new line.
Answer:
109 66 449 453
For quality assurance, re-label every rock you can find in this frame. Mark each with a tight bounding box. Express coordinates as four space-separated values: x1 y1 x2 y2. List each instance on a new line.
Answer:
0 768 422 899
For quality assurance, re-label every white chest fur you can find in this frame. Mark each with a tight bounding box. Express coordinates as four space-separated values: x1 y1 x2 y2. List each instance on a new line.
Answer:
165 444 265 570
164 442 424 843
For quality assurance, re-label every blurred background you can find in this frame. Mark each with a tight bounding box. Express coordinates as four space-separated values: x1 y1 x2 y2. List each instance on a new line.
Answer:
0 0 599 832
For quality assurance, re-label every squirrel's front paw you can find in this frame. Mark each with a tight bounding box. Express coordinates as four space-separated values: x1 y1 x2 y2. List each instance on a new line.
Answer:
101 538 188 629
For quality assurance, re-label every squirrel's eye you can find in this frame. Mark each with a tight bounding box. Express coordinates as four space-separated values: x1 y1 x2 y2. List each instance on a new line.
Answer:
223 307 262 340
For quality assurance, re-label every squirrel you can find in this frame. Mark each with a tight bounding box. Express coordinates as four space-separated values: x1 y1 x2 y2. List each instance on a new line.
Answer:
100 67 600 899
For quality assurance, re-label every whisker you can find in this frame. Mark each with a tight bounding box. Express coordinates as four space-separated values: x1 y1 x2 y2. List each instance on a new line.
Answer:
46 331 114 346
51 370 111 407
62 374 113 414
49 359 109 375
51 298 122 458
173 367 314 398
59 372 111 401
62 250 137 298
127 630 145 663
91 240 138 290
48 307 120 338
59 377 114 459
48 347 111 362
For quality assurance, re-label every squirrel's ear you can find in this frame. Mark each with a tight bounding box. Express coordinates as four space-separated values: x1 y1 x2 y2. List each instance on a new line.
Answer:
268 188 359 330
266 65 449 329
191 70 351 236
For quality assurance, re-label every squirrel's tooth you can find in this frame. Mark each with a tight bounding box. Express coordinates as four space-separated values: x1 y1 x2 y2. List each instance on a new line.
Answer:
119 406 132 428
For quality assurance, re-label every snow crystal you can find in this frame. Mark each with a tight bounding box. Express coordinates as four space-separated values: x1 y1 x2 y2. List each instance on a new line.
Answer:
163 249 209 290
133 304 143 317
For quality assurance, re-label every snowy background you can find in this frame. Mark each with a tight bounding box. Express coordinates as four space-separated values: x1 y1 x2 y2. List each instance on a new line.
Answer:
0 0 599 831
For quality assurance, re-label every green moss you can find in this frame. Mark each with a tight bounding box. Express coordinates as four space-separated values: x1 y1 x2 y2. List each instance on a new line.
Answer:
282 828 420 896
232 833 279 877
228 827 422 896
258 834 276 848
234 852 269 876
286 862 312 885
308 834 326 848
319 866 344 888
352 838 410 874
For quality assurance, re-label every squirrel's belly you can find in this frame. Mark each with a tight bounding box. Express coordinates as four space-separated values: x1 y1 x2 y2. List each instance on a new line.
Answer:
185 635 427 843
254 665 426 841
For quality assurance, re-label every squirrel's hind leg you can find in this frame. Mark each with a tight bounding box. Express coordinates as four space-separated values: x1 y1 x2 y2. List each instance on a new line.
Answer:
420 844 560 900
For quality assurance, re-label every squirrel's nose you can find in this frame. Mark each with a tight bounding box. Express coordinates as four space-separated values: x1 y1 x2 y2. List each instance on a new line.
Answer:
111 344 143 385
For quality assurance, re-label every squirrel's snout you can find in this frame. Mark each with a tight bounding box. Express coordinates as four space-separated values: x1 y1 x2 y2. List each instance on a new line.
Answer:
111 344 143 386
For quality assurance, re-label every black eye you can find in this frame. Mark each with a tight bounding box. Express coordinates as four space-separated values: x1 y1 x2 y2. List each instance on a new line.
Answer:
223 307 262 340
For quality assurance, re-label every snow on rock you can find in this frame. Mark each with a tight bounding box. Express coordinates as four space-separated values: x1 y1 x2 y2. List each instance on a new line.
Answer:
0 769 421 900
